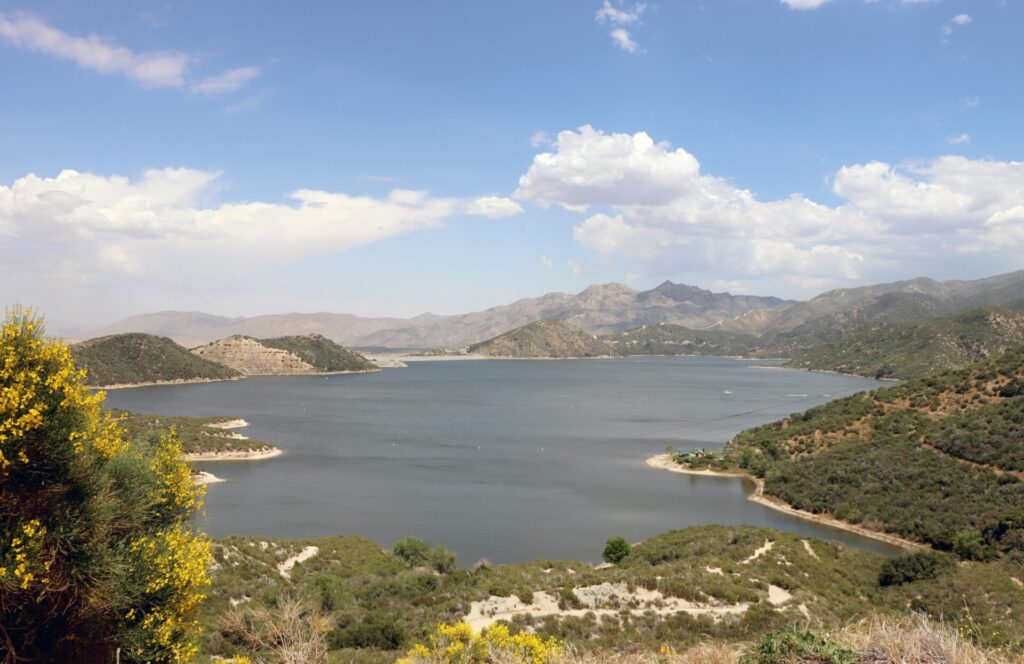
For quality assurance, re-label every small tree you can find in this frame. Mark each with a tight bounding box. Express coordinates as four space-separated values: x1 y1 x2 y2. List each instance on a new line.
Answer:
602 536 631 564
0 309 210 662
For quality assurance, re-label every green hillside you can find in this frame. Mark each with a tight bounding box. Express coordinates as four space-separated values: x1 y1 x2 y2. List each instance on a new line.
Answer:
259 333 378 372
604 323 759 357
112 410 276 455
712 348 1024 554
785 308 1024 379
200 525 1024 661
71 332 240 386
468 320 618 358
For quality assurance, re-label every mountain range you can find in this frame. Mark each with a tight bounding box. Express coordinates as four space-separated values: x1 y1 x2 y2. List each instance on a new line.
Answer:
82 270 1024 353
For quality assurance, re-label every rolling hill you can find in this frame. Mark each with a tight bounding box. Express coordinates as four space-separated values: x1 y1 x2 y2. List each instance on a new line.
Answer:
191 334 378 376
70 333 240 387
603 323 759 357
785 308 1024 379
467 320 617 358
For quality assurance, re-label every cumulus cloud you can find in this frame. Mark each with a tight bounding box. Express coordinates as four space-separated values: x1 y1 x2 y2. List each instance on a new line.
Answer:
0 168 470 290
609 29 639 53
946 133 971 145
0 12 258 93
514 126 1024 290
466 196 523 219
780 0 832 9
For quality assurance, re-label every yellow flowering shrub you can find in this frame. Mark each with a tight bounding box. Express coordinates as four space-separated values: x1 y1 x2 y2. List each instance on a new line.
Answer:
398 622 563 664
0 308 210 663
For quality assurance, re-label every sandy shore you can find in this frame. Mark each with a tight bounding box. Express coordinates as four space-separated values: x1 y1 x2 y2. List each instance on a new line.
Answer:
192 470 226 485
94 377 241 390
646 454 921 551
207 418 249 429
186 447 283 462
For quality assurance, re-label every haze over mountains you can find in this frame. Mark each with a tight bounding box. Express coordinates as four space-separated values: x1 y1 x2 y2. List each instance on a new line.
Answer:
84 281 792 349
83 270 1024 352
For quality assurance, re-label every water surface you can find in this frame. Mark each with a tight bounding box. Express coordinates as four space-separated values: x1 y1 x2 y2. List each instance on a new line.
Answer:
104 357 895 563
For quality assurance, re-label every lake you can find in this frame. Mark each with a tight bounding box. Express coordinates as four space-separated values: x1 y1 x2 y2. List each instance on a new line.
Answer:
103 356 895 563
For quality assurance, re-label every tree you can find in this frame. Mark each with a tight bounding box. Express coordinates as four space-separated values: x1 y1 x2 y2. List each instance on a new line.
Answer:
602 536 631 564
0 309 210 663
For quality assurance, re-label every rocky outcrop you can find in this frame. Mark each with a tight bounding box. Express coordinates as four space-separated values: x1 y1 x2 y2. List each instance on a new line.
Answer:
192 336 317 376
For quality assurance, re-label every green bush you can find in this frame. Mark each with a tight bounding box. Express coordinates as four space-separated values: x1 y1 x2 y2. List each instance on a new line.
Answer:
602 536 631 564
878 550 947 586
328 612 406 650
392 537 430 566
426 545 457 574
741 629 859 664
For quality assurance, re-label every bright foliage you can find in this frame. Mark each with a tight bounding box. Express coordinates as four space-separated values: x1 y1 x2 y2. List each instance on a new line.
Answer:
398 622 562 664
0 308 210 662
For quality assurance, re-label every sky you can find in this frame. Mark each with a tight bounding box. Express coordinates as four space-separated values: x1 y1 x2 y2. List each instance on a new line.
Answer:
1 0 1022 331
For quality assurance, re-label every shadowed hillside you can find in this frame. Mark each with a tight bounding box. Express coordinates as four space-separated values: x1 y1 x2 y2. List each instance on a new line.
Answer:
468 320 617 358
71 332 240 386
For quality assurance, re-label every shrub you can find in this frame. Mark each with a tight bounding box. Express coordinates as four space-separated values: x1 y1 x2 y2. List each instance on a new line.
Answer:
393 537 430 566
397 622 561 664
877 550 947 586
741 629 859 664
602 536 632 564
427 545 457 574
0 309 210 662
329 612 406 650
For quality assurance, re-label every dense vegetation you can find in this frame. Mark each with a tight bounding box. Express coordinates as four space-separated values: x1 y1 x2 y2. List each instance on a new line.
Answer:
112 410 276 455
71 332 240 386
468 320 617 358
604 324 758 357
784 308 1024 379
1 311 209 662
259 334 378 372
725 348 1024 555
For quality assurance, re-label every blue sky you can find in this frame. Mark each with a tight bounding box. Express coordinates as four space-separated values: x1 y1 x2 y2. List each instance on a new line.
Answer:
1 0 1022 329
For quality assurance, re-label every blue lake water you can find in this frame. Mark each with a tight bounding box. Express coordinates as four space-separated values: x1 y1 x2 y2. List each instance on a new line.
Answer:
103 356 895 563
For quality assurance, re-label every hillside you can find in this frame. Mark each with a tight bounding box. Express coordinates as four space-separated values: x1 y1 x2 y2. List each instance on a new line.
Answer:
200 525 1024 661
70 333 240 386
785 308 1024 379
259 333 378 372
604 323 759 357
710 348 1024 554
467 320 617 358
113 410 277 457
191 335 377 376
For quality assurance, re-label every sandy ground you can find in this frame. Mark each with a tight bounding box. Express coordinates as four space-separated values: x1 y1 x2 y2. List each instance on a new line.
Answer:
646 454 921 551
464 579 796 631
207 418 250 429
277 545 319 579
192 470 225 485
186 447 283 462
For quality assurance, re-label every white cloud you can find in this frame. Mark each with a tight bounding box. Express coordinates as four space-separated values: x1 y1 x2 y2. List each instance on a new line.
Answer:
942 13 972 39
514 126 1024 291
190 66 262 96
952 14 973 26
0 168 479 292
0 12 258 94
609 29 639 53
567 260 582 275
530 130 552 148
780 0 832 9
540 255 553 269
946 133 971 145
466 196 523 219
595 1 647 25
596 1 645 53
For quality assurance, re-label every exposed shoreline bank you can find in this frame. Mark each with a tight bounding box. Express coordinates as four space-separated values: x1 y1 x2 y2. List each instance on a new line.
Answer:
645 454 920 551
92 367 381 391
186 447 283 462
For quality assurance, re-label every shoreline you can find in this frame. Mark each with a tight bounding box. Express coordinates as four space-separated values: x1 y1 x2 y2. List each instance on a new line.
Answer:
192 470 226 485
92 368 380 391
645 454 921 551
186 447 283 462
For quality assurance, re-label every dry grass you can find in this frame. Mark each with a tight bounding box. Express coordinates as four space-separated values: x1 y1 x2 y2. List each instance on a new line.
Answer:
555 614 1021 664
839 614 1021 664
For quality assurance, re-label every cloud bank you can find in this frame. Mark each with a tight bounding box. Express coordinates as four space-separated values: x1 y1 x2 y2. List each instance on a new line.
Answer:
514 126 1024 290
